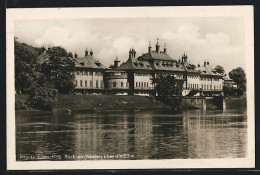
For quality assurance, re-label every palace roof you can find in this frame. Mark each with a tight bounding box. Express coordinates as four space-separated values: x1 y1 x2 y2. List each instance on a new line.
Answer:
197 64 223 77
117 57 153 70
141 51 174 61
37 50 50 64
74 55 106 69
181 61 200 74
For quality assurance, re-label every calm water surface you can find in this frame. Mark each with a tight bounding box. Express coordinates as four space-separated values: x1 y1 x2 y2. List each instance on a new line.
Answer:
16 108 247 160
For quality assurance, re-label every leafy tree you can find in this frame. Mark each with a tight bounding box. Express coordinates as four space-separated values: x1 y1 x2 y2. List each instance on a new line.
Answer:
154 74 183 97
26 86 58 111
67 52 73 58
214 65 225 74
46 46 68 57
14 39 42 93
41 47 76 94
154 74 184 109
229 67 246 91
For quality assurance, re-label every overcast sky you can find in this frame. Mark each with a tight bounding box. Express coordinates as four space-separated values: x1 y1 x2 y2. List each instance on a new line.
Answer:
15 17 245 73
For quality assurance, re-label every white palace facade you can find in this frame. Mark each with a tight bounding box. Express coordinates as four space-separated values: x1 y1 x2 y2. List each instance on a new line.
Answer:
73 40 224 96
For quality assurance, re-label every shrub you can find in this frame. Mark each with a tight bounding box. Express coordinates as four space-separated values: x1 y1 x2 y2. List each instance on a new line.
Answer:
26 86 58 111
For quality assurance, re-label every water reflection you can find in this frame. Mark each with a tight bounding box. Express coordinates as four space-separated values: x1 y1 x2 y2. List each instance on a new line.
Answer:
16 108 247 160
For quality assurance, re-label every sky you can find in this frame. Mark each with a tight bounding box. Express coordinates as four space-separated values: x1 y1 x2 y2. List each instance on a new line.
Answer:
14 17 245 73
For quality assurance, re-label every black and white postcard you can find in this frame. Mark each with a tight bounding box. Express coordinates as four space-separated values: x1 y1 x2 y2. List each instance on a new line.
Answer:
6 6 254 169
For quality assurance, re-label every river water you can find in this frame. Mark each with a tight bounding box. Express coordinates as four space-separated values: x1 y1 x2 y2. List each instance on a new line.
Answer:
16 107 247 160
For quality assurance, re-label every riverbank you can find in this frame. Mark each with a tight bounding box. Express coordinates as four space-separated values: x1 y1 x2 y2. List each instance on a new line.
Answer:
15 94 247 112
15 94 171 112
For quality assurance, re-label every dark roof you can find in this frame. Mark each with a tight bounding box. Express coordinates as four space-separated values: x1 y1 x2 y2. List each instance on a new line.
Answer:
181 61 200 74
75 55 106 69
141 51 174 61
197 64 223 77
152 60 186 72
36 51 50 64
117 57 153 71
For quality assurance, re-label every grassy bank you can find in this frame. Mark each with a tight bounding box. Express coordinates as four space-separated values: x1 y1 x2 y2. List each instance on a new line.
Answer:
16 94 170 111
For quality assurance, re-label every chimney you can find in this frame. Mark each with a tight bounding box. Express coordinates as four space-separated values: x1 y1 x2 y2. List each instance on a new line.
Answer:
163 43 167 54
90 49 93 56
133 49 136 58
148 41 151 53
129 48 132 59
74 52 78 58
155 38 160 53
182 53 188 62
114 56 120 68
85 48 88 56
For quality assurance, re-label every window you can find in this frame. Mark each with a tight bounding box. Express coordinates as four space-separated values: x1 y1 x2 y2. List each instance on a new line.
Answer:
139 82 140 87
141 82 143 87
207 85 208 90
121 82 123 87
75 80 78 86
113 82 116 88
90 80 92 87
144 82 146 87
101 81 103 88
147 82 149 87
90 72 93 76
80 80 83 87
136 82 138 87
77 71 80 75
96 80 99 88
85 80 87 87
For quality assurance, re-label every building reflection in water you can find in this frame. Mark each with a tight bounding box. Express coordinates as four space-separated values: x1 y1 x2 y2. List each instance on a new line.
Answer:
16 108 247 160
183 109 247 158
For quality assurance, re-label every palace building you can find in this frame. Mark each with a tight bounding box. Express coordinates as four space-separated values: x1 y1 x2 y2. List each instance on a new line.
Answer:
73 48 106 94
72 39 224 96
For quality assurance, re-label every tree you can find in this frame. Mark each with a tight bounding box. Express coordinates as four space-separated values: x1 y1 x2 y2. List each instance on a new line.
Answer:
41 47 76 94
14 39 42 93
46 46 68 57
67 52 73 58
214 65 225 74
154 74 184 109
26 86 58 111
154 74 183 97
229 67 246 91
